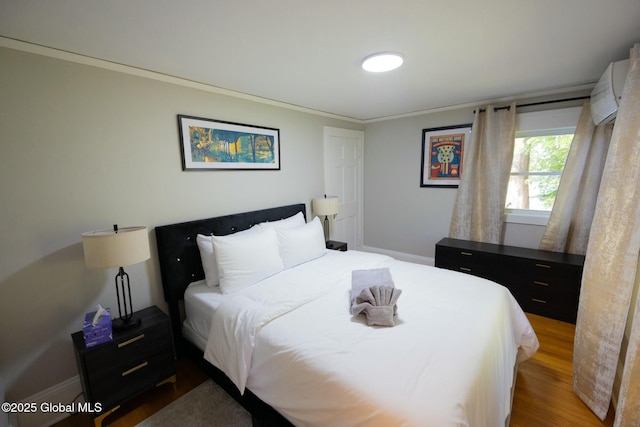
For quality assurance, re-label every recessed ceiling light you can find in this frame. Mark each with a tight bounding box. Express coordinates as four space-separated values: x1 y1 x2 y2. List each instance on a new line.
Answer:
361 52 404 72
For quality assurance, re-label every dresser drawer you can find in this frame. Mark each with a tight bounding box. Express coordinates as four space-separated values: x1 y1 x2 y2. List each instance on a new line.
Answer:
506 258 581 291
520 292 579 323
435 245 501 280
526 260 582 284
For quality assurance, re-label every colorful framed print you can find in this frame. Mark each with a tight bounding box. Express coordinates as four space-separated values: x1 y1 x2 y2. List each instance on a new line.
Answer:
178 115 280 170
420 124 471 188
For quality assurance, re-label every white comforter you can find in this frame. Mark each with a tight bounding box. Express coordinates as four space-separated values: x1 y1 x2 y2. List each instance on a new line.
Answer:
203 250 538 427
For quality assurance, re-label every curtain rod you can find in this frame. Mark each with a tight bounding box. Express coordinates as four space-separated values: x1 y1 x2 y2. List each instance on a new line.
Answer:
475 95 590 113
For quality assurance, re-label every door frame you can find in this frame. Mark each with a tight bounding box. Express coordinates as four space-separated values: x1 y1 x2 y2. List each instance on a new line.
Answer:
323 126 364 250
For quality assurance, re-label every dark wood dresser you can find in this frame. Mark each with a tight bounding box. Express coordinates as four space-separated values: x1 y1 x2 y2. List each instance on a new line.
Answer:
72 305 176 426
435 238 585 323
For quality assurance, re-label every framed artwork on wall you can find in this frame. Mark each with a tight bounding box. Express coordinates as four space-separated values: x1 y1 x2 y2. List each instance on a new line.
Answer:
420 124 471 188
177 115 280 170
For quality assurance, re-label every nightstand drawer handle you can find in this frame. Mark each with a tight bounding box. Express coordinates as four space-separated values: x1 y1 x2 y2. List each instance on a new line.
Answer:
459 267 472 272
118 334 145 348
122 361 148 376
533 281 550 286
535 263 551 269
532 298 547 304
460 252 473 256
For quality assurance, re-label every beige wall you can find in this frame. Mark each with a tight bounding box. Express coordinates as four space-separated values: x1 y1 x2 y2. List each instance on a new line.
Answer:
363 110 470 256
0 46 362 402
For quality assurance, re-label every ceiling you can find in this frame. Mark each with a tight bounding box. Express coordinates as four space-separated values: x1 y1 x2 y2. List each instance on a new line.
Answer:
1 0 639 121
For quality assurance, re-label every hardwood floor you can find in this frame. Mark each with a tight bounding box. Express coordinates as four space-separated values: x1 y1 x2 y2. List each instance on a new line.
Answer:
510 313 614 427
53 313 614 427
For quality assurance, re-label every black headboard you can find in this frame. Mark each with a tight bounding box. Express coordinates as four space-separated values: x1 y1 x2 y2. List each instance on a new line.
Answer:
155 203 306 351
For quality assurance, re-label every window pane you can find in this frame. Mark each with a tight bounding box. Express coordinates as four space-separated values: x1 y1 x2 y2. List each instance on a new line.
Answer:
506 174 562 210
506 134 572 211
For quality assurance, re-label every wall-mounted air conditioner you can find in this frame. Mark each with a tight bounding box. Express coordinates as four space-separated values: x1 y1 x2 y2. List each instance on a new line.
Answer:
590 59 630 125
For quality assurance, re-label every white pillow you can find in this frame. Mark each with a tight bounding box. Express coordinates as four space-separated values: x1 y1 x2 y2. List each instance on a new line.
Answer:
276 216 327 269
257 211 305 232
196 225 265 287
196 234 219 287
213 226 284 294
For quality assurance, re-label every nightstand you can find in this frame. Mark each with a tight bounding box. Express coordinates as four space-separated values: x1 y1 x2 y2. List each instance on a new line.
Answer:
72 305 176 427
326 240 347 251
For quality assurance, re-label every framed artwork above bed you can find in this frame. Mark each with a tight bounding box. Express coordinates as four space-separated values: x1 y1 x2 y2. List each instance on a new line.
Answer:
420 124 471 188
177 115 280 170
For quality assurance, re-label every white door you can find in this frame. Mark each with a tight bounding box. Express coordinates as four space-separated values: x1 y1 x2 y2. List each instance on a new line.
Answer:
323 126 364 250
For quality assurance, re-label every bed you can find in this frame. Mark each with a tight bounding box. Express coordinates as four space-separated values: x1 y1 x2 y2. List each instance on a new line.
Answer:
155 203 539 427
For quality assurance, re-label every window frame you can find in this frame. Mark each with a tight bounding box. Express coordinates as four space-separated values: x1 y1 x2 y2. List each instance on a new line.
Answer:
504 107 582 225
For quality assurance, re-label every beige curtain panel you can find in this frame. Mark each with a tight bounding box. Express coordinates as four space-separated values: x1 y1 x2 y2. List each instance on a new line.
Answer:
573 42 640 427
539 101 613 255
449 102 516 244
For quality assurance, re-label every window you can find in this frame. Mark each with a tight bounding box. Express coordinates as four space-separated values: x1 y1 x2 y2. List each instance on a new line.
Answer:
504 107 581 222
506 132 573 211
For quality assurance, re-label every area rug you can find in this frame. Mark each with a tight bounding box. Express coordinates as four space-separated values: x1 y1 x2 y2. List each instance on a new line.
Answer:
135 380 252 427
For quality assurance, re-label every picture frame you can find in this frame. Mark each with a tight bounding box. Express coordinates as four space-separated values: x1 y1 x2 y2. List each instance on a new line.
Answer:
177 115 280 170
420 124 471 188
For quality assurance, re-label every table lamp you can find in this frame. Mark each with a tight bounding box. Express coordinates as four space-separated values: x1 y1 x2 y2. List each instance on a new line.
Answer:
312 195 339 241
81 225 150 330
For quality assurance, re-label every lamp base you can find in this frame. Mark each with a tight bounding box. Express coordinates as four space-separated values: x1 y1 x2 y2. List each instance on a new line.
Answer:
323 215 330 242
112 316 141 331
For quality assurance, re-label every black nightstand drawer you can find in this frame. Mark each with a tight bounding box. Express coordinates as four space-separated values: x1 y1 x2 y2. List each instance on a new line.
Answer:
84 324 171 375
83 335 173 394
88 351 175 407
326 240 347 251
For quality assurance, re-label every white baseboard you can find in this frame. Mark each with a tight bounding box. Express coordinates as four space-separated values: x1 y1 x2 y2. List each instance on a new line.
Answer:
360 245 434 266
14 376 82 427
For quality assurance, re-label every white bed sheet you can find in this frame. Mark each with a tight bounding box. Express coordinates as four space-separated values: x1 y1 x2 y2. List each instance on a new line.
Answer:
182 280 227 350
194 250 538 427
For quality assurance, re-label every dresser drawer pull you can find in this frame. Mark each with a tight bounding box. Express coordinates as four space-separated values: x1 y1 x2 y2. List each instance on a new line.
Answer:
121 361 148 377
460 251 473 256
118 334 145 348
533 281 550 286
531 298 547 304
535 263 551 269
459 267 472 272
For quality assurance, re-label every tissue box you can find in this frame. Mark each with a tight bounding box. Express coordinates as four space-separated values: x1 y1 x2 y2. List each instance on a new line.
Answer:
83 308 113 348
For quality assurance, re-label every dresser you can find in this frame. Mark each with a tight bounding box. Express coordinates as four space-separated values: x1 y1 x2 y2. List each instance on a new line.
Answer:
435 238 585 323
72 305 176 426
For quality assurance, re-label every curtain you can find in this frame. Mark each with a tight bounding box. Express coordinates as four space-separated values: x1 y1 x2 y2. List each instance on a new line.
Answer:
449 102 516 244
573 42 640 426
539 101 613 255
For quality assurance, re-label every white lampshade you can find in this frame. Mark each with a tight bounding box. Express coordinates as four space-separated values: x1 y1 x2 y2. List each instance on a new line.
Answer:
82 226 150 269
312 196 339 216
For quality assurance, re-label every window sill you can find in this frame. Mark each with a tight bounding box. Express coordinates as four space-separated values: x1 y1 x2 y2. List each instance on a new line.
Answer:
504 210 550 226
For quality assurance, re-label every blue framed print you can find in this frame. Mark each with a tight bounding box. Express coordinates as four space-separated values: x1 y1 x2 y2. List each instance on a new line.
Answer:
178 115 280 170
